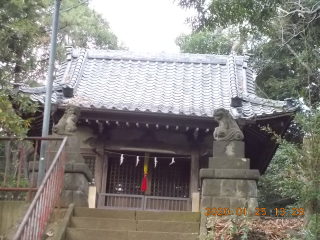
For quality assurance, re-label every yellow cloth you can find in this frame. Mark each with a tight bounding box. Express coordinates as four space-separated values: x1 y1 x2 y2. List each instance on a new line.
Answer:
144 157 149 174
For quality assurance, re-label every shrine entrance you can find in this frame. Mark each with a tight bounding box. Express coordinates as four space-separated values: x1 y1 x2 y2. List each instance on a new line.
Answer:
99 152 191 211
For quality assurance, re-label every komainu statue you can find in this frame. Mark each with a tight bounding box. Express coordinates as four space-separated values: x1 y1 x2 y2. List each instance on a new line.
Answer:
213 108 244 141
52 105 80 135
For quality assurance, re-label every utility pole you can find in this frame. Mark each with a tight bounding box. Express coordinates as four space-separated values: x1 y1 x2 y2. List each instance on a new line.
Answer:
37 0 62 187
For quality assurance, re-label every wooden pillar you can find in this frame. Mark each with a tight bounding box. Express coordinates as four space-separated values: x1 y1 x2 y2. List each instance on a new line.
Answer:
98 152 109 208
145 153 153 196
95 149 104 194
190 149 200 212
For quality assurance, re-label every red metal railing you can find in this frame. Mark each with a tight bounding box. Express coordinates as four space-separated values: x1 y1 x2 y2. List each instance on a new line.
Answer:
13 136 67 240
0 137 65 201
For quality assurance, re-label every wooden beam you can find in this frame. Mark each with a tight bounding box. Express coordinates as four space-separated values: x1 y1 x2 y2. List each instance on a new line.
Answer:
74 108 218 129
103 140 209 156
81 148 95 155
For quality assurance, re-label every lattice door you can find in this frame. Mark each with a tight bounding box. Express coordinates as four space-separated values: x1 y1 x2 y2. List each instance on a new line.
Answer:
83 155 96 185
106 157 144 195
151 159 190 198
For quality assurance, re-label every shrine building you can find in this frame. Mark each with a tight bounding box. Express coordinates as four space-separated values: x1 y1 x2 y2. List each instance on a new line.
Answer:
19 47 295 211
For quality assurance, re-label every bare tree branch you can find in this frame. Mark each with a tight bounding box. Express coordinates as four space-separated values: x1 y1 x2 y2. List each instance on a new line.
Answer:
278 6 320 18
256 14 317 77
286 44 312 74
60 0 89 13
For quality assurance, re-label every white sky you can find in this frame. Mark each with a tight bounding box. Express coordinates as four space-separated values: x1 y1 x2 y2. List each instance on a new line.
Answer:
90 0 194 53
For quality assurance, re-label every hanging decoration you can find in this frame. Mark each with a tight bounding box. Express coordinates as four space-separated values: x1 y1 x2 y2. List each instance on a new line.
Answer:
154 157 158 168
141 156 149 192
110 150 189 169
105 150 191 160
169 157 175 165
120 154 124 165
109 150 189 193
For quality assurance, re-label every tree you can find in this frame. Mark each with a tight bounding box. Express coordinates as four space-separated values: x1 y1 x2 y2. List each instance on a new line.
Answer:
0 0 49 84
262 110 320 237
174 0 320 104
36 0 127 81
175 0 320 236
0 0 125 136
175 28 240 55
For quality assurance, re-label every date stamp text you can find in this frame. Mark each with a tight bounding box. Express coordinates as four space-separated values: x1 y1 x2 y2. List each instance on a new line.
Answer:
205 207 304 216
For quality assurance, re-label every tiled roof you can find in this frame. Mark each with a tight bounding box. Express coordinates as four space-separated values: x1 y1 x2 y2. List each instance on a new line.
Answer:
21 48 294 119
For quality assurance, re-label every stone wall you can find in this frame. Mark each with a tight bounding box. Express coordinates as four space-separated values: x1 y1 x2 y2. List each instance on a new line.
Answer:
0 201 30 238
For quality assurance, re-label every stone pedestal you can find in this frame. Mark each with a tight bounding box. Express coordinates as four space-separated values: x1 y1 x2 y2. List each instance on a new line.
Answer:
28 162 92 207
28 134 92 207
208 157 250 169
60 162 92 207
47 135 86 164
212 141 245 158
199 141 260 239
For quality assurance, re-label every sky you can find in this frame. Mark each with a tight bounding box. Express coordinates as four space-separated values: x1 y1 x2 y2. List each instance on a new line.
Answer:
90 0 194 53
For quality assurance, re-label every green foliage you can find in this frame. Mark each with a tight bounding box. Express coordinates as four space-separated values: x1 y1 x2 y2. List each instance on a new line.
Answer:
175 0 320 104
0 0 49 84
258 147 303 210
175 29 238 55
51 0 127 61
0 91 38 136
0 0 125 136
0 175 29 188
176 0 320 237
262 109 320 237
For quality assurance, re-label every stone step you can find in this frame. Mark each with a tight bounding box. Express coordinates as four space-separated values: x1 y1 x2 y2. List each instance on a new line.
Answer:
74 207 201 222
66 228 198 240
136 210 200 222
70 217 200 233
66 228 127 240
74 208 136 219
136 219 199 233
70 217 136 231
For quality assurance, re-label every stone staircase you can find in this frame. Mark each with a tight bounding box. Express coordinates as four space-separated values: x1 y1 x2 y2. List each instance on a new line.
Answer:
65 208 200 240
